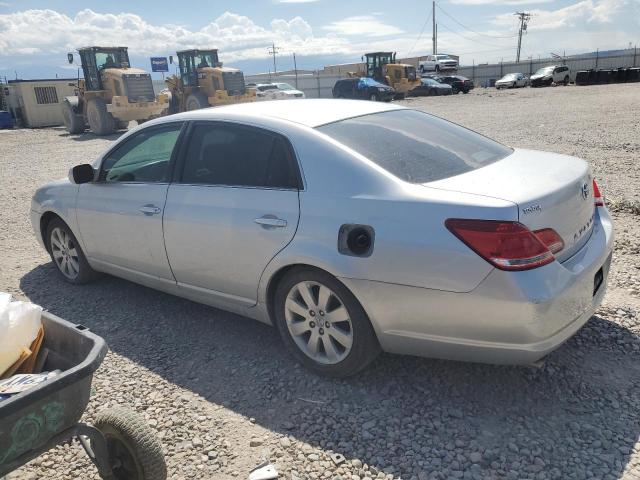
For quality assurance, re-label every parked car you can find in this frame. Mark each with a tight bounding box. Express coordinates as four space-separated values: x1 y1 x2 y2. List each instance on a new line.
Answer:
409 77 453 96
419 54 458 73
32 99 613 377
332 77 395 102
437 75 474 94
495 73 528 89
254 82 305 99
530 65 571 87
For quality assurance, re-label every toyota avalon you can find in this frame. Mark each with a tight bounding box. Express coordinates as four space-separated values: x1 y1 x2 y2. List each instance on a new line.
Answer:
31 99 613 376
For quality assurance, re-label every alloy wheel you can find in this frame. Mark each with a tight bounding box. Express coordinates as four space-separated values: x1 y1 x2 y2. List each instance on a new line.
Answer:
284 281 353 364
50 227 80 280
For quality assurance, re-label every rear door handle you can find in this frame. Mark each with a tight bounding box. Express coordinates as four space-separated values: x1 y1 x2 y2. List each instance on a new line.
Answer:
254 216 287 228
139 204 161 215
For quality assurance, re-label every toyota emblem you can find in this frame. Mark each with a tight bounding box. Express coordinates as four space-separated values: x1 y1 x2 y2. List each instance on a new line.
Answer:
581 182 589 200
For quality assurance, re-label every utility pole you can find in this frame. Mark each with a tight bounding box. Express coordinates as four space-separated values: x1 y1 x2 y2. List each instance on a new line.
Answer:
432 0 437 55
514 12 531 63
268 42 281 75
293 52 299 89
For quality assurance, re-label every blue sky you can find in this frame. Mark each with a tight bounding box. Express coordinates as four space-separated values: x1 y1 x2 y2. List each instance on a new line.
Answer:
0 0 638 80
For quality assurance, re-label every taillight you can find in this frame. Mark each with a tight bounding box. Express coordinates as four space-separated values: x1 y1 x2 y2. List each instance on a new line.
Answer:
593 179 604 207
445 219 563 271
533 228 564 254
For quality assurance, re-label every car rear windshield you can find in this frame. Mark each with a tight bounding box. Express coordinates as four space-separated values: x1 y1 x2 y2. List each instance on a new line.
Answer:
316 109 512 184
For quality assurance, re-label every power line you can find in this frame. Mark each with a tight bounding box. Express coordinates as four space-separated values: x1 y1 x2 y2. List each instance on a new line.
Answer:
405 8 433 57
437 21 511 49
435 3 519 39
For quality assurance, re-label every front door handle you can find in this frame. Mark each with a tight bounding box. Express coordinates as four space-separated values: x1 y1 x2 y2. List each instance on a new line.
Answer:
139 204 161 215
254 216 287 228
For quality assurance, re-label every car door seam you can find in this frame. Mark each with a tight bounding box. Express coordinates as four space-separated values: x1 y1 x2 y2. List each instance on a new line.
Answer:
252 189 302 307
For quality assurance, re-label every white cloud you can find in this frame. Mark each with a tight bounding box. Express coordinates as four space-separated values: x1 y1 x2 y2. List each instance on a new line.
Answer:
276 0 320 3
0 9 352 61
493 0 625 30
0 2 11 7
323 15 403 37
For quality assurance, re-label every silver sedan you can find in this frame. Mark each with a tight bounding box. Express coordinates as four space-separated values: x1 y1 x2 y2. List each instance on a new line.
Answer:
31 99 614 376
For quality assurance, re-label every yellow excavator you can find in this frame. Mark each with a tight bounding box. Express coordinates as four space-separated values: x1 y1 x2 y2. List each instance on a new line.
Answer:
62 46 169 135
164 49 256 113
350 52 421 99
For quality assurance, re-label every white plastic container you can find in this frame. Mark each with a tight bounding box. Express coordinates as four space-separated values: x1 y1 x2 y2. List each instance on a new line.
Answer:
0 293 42 375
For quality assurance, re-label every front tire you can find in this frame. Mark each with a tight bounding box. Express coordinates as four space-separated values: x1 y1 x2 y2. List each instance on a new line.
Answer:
274 267 380 377
46 218 99 284
186 92 208 111
62 101 85 134
86 98 115 136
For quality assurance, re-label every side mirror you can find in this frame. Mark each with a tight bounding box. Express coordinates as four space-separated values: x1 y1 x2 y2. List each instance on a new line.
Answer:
67 53 74 65
70 164 95 184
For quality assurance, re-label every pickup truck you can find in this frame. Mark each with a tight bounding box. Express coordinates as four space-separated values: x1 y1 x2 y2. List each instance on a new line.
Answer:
419 54 458 73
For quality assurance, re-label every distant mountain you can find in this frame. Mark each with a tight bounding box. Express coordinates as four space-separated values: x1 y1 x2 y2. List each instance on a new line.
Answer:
570 48 635 59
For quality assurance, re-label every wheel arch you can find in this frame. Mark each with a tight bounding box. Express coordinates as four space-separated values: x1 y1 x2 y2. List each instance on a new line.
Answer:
39 210 86 256
262 262 383 341
265 263 331 326
40 211 64 253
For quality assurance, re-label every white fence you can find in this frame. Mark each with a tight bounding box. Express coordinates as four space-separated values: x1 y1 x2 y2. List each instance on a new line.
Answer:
245 73 347 99
459 48 639 87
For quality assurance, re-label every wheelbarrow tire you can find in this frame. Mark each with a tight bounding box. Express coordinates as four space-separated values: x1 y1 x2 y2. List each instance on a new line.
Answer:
94 408 167 480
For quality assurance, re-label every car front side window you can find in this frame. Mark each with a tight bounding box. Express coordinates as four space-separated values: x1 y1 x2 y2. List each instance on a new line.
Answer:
100 124 183 183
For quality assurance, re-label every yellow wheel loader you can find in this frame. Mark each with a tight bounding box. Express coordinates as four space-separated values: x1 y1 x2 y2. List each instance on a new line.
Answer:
350 52 421 99
62 47 169 135
164 49 255 113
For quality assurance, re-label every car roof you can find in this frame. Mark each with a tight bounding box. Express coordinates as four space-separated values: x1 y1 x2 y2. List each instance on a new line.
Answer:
164 99 403 128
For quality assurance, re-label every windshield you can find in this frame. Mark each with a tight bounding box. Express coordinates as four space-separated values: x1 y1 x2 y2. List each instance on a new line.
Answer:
436 55 451 60
257 85 278 91
95 50 129 70
422 78 439 85
317 110 512 184
276 83 295 90
501 74 517 80
193 52 219 68
535 67 554 75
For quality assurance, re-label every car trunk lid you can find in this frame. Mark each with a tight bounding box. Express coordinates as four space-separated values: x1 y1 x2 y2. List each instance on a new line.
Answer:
425 148 595 262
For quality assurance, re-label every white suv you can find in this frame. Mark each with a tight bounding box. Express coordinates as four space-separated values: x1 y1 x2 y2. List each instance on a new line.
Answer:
530 65 571 87
419 54 458 73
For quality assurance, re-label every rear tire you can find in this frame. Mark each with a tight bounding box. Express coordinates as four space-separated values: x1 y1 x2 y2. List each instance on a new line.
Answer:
94 408 167 480
273 267 380 377
86 98 115 136
563 75 570 85
62 101 85 134
46 218 99 284
186 92 208 111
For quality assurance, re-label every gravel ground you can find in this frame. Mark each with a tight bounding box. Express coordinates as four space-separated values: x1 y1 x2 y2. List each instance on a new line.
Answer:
1 83 639 480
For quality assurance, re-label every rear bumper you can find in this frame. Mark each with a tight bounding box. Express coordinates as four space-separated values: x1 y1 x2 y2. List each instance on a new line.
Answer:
340 207 614 365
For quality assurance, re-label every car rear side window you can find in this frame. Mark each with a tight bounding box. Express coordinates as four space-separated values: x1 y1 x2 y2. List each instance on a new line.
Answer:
180 122 301 189
317 109 512 183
